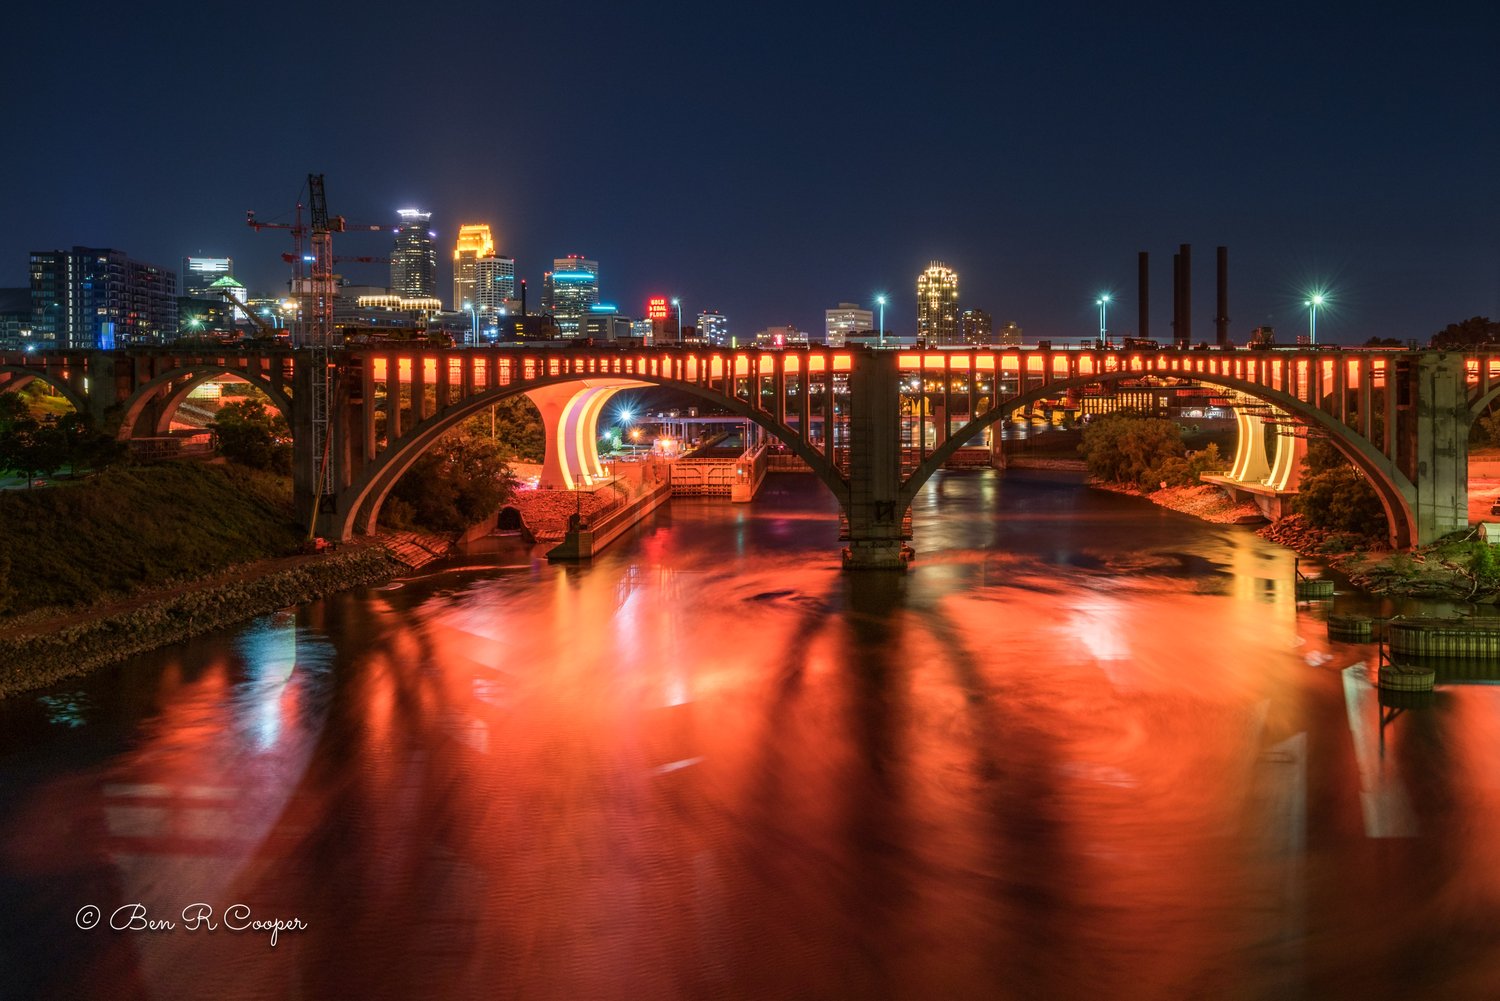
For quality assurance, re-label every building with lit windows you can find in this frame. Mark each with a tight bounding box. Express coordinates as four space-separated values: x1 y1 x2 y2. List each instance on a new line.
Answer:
960 307 993 345
825 302 874 347
998 320 1023 346
697 310 729 346
548 255 599 337
474 255 517 312
30 247 177 348
0 289 31 351
452 224 494 310
181 257 234 298
753 325 809 348
916 262 960 345
391 209 437 299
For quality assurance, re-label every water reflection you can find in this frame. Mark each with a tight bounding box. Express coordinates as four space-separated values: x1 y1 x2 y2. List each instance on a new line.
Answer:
2 469 1500 999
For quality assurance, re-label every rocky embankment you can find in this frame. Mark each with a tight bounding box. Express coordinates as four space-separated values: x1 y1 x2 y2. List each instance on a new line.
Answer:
1258 515 1490 601
0 543 405 698
1094 481 1265 525
510 483 629 541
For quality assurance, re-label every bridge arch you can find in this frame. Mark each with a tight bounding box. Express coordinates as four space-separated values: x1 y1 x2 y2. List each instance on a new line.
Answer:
116 367 293 440
331 372 850 540
901 368 1419 548
0 366 89 415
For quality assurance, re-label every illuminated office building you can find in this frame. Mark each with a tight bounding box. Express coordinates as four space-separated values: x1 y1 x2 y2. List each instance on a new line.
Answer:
825 302 874 347
474 255 517 312
960 307 993 345
549 255 599 337
391 209 437 299
30 247 177 348
916 261 960 345
452 224 495 310
697 310 729 346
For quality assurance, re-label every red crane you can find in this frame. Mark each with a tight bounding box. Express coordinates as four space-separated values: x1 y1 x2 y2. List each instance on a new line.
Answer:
247 175 387 347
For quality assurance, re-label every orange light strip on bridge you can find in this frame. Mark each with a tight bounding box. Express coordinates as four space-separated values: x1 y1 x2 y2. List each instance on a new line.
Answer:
373 358 387 381
832 354 852 372
975 354 995 370
808 355 827 373
898 353 921 370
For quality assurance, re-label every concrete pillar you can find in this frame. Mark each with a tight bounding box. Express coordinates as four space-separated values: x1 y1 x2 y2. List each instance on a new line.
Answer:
843 352 908 570
1409 353 1469 543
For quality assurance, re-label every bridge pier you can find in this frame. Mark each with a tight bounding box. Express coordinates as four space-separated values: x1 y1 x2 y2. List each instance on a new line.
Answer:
1407 354 1468 543
843 354 910 570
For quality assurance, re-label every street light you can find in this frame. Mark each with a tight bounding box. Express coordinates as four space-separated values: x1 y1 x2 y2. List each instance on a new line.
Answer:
1305 293 1325 345
1095 293 1111 346
876 294 887 348
463 300 477 347
671 297 682 344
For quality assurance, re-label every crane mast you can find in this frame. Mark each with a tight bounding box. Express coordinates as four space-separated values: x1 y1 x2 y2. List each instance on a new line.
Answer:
247 173 387 535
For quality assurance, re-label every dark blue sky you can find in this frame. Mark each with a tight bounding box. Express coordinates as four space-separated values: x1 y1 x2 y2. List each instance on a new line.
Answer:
5 2 1497 344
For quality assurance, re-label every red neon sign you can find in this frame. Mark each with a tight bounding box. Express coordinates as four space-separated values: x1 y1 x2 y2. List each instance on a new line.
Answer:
647 297 669 320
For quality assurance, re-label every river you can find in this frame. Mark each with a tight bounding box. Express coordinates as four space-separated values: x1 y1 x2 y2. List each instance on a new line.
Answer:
2 469 1498 1000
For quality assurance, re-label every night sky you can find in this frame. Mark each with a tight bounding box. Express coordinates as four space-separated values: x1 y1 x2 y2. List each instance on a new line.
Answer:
5 2 1497 345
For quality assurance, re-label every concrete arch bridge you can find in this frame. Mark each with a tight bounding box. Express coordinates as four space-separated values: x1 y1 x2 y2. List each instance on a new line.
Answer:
0 345 1488 568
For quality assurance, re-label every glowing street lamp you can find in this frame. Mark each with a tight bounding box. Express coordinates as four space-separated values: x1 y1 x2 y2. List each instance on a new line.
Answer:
876 294 887 348
463 300 477 347
1305 292 1326 345
1095 293 1112 345
671 297 682 343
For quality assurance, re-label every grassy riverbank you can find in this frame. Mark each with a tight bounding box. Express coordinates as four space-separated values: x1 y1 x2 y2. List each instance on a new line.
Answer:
0 462 415 697
0 543 402 697
0 462 304 617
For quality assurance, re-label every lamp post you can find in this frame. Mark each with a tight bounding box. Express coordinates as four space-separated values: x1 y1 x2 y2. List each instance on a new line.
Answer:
1305 293 1324 345
1095 293 1111 346
463 300 477 348
876 294 887 348
671 297 682 344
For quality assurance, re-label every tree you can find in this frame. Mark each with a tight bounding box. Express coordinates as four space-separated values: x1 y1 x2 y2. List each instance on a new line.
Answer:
1430 316 1500 350
211 397 291 473
383 427 518 532
1079 411 1189 490
1291 440 1387 539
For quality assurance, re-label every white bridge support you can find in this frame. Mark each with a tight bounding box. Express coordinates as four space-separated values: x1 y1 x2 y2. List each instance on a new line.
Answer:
1203 404 1307 520
526 379 644 490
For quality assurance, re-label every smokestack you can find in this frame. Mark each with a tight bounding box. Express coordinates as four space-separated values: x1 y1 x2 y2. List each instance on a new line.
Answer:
520 279 528 317
1177 243 1192 347
1172 252 1182 347
1215 246 1229 347
1137 252 1149 344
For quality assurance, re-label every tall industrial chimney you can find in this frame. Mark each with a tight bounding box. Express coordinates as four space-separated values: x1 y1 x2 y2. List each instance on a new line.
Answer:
1171 252 1182 347
1137 251 1149 344
1215 246 1229 347
1177 243 1192 348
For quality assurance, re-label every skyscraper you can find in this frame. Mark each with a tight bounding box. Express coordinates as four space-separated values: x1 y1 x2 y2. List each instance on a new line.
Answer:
452 224 495 310
549 255 599 337
916 262 960 345
960 307 993 345
825 302 874 347
474 255 516 312
391 209 437 299
30 247 177 348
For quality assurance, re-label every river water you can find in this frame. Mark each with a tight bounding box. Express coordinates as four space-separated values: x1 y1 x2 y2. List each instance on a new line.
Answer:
2 469 1499 1000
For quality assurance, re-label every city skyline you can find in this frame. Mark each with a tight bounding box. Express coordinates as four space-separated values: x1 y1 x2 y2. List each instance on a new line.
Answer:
2 5 1496 344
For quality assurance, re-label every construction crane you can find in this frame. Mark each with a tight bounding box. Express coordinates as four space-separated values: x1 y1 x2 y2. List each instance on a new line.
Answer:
246 174 387 538
216 287 279 340
246 175 386 347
